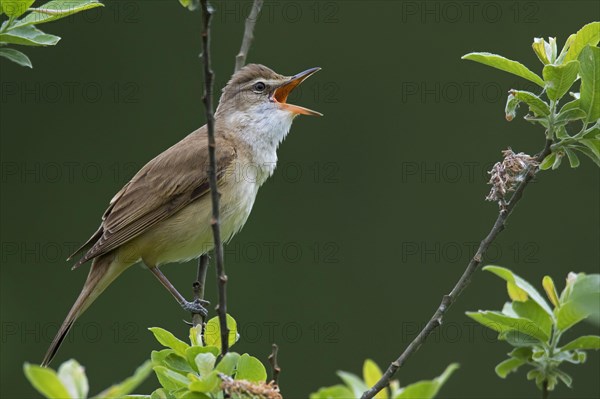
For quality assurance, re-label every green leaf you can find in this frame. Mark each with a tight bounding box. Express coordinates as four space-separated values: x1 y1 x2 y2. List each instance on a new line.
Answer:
583 123 600 139
571 350 587 364
558 34 577 64
552 152 564 169
483 266 554 317
462 52 545 87
149 327 190 357
393 363 459 399
503 330 540 347
555 126 569 140
336 370 369 397
555 105 587 125
495 357 526 378
185 346 219 373
542 276 560 307
560 98 582 113
194 353 216 377
579 45 600 122
532 38 551 65
93 361 153 399
151 349 174 366
555 369 573 388
505 93 520 121
581 138 600 158
163 354 194 374
509 347 533 360
0 25 60 46
526 369 542 384
235 354 267 383
310 385 355 399
568 273 600 325
215 352 240 376
15 0 104 27
23 363 73 399
363 359 387 399
560 335 600 351
189 325 202 347
0 47 32 67
57 360 88 399
466 311 549 343
555 273 600 332
188 371 220 393
564 148 581 167
509 90 550 117
507 281 528 302
1 0 35 17
510 300 553 339
573 144 600 167
539 152 556 170
555 302 587 332
204 314 238 350
543 60 580 101
565 22 600 62
548 37 558 63
153 366 190 391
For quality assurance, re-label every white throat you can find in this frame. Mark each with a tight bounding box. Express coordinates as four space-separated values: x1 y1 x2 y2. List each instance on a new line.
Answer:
223 105 297 184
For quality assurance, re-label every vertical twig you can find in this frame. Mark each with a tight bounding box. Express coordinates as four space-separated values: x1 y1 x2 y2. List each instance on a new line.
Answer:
268 343 281 385
234 0 264 73
542 380 550 399
192 254 209 328
361 140 553 399
199 0 229 358
195 0 265 357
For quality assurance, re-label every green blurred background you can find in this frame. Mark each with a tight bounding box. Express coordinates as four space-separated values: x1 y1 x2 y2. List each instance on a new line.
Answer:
1 0 599 397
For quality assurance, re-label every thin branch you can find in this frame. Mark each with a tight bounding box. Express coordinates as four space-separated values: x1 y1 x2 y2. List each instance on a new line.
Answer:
542 380 549 399
192 254 210 328
234 0 264 73
268 343 281 385
199 0 229 358
361 140 553 399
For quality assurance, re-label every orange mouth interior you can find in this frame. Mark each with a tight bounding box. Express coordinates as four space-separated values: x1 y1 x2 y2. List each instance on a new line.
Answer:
273 78 303 104
271 67 322 116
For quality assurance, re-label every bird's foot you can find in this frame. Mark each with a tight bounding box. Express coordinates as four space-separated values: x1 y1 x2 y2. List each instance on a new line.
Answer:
181 299 209 317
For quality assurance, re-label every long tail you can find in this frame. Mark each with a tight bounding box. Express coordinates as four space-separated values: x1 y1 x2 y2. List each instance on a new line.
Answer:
41 254 124 367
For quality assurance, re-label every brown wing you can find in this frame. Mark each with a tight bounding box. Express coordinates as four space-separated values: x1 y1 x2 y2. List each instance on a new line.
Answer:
70 126 236 269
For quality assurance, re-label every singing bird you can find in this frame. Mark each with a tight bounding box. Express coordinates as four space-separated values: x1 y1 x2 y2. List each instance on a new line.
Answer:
42 64 322 366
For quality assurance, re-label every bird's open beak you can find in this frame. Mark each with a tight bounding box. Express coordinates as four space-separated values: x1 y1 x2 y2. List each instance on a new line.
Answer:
272 67 323 116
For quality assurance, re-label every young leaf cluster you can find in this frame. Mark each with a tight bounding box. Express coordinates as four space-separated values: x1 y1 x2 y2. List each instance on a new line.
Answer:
24 314 278 398
310 360 458 399
148 314 276 399
467 266 600 392
24 359 152 398
0 0 103 67
463 22 600 170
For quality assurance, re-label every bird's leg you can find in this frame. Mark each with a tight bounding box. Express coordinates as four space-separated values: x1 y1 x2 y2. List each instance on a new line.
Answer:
192 254 210 327
148 266 209 317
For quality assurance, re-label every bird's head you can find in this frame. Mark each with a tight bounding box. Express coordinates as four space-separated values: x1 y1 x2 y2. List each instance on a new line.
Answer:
216 64 322 123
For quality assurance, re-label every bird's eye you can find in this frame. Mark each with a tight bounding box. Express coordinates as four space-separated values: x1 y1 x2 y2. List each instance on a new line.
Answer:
253 82 266 92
